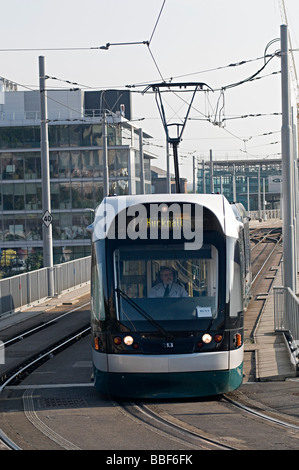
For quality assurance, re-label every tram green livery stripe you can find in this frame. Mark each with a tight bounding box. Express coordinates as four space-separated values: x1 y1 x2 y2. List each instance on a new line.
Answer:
93 364 243 398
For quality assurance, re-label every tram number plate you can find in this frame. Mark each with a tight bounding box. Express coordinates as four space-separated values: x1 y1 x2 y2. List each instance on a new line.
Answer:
162 342 174 348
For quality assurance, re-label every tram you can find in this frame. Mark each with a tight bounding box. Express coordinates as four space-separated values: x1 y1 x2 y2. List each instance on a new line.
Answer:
89 194 251 398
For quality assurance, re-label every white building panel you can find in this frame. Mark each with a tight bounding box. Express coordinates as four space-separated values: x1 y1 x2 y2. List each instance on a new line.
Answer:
47 90 84 120
2 91 25 120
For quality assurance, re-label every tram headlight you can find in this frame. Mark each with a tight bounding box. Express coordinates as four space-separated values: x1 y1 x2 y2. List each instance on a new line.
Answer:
124 335 134 346
202 333 212 344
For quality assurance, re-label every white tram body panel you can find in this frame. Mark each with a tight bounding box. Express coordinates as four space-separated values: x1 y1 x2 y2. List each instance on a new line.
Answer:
91 193 240 243
90 194 250 398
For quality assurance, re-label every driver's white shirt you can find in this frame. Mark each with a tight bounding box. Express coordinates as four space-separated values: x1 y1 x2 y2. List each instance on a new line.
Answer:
149 283 188 298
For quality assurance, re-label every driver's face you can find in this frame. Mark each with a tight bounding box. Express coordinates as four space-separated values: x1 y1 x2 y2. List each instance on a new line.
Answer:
160 270 173 285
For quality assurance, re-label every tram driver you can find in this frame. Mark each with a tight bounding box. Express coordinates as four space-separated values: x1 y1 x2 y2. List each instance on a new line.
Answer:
149 266 188 298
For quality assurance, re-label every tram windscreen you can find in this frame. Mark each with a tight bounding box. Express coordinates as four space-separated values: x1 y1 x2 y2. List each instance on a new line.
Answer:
114 243 220 330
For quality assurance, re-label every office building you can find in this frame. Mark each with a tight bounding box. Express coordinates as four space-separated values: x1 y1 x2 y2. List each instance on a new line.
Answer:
0 87 154 276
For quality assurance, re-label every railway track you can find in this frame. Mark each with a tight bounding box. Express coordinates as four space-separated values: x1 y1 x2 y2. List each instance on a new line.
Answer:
244 228 282 344
117 394 299 451
250 227 282 283
0 297 91 391
0 322 91 450
118 226 297 450
113 400 237 450
2 225 299 450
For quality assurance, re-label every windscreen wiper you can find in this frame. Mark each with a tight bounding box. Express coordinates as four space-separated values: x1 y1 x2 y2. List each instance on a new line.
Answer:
115 287 173 341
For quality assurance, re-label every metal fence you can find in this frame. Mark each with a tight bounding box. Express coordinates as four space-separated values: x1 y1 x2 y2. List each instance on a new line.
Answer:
0 256 91 318
274 286 299 339
274 286 299 369
248 209 281 220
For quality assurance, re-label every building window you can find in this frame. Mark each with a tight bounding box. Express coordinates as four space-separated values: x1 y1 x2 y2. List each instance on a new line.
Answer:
49 151 59 177
25 182 42 210
71 182 83 208
81 150 94 177
24 153 40 179
14 183 25 210
0 128 12 149
82 182 94 207
71 151 82 178
82 125 93 146
1 153 24 180
57 125 69 147
59 151 71 178
11 127 24 149
60 182 71 209
50 182 59 209
69 125 82 147
3 215 26 240
92 124 102 146
2 184 25 211
53 244 91 265
72 212 90 239
23 127 40 148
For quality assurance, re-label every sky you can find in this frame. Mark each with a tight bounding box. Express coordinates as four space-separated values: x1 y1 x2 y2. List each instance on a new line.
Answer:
1 0 299 184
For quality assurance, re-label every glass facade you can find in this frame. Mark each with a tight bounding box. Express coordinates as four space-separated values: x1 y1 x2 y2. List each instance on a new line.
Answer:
0 121 153 278
197 159 285 211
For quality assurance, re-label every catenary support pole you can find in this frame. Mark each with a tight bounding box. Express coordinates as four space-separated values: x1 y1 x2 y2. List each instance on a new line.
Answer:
258 165 261 220
280 24 296 292
209 149 214 193
291 107 299 275
202 160 206 194
193 154 196 193
39 56 54 297
102 111 109 197
247 177 250 212
139 128 145 194
166 141 171 193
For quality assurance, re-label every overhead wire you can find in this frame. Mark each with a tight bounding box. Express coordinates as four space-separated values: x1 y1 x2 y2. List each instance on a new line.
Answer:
0 46 117 52
1 53 281 152
0 0 283 161
148 0 167 45
145 0 167 83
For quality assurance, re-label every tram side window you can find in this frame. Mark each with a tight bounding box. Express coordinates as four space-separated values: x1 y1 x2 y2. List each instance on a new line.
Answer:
91 250 105 322
227 238 243 317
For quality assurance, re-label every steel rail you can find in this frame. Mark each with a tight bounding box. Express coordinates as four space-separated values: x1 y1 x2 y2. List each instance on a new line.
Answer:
0 325 90 449
0 326 90 394
115 400 237 451
223 395 299 432
251 235 282 285
2 301 90 348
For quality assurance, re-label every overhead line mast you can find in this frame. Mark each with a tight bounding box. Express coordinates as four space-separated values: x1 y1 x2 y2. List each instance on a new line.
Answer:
278 0 299 145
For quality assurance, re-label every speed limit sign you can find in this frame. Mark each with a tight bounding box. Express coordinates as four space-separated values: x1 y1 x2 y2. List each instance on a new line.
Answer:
42 210 53 227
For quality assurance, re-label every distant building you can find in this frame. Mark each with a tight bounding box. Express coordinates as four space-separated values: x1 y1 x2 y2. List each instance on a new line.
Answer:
0 87 156 276
197 158 289 211
151 165 187 194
